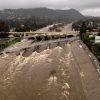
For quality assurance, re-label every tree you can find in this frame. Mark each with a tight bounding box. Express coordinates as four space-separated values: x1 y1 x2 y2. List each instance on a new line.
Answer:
0 20 9 38
80 22 87 39
97 32 100 36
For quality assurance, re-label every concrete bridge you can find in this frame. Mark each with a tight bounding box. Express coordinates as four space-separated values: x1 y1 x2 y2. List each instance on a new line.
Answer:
8 31 78 41
8 31 77 36
4 31 78 54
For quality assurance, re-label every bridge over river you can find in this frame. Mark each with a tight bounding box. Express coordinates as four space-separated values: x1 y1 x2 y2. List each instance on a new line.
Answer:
0 25 100 100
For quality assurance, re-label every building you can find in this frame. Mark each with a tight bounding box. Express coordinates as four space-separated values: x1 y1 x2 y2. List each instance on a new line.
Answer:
95 36 100 43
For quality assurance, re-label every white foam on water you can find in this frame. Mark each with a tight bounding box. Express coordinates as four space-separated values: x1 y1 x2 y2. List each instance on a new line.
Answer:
62 83 70 89
49 46 63 58
80 72 85 77
62 83 70 100
48 76 58 86
62 71 66 76
65 51 72 67
65 83 70 89
1 46 64 90
62 91 69 100
47 58 53 63
13 48 52 66
60 44 71 100
79 45 82 48
2 52 8 58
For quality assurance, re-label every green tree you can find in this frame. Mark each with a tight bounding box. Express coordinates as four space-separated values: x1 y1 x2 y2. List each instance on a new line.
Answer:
97 32 100 36
80 22 87 39
0 20 9 38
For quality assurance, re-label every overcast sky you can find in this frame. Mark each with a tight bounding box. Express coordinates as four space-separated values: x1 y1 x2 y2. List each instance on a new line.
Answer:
0 0 100 16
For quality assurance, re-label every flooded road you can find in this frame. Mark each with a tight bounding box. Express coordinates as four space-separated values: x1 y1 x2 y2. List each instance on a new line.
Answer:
1 39 100 100
1 22 100 100
0 40 87 100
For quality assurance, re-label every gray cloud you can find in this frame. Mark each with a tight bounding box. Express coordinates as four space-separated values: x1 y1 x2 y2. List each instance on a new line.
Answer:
0 0 100 16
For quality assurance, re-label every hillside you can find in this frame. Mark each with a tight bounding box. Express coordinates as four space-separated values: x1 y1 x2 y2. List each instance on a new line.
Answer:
0 7 85 23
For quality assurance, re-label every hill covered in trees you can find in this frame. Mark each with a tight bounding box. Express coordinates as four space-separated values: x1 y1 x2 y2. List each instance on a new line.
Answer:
0 7 85 23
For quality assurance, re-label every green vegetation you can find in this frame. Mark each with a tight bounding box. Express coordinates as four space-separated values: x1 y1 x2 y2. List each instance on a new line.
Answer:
0 38 22 51
14 22 49 32
92 44 100 61
73 21 100 61
0 20 9 38
82 34 100 61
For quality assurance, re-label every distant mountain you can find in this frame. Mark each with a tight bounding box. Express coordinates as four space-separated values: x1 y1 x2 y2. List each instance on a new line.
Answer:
0 7 85 23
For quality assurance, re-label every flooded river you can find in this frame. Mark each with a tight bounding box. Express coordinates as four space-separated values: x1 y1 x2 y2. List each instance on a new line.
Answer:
0 40 86 100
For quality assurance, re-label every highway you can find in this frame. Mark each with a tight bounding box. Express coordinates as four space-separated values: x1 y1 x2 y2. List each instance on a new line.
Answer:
0 24 100 100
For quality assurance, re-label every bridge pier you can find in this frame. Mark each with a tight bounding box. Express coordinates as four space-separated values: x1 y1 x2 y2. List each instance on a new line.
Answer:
24 33 26 38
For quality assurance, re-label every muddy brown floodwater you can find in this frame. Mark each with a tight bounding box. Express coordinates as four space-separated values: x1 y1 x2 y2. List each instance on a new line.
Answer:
0 41 87 100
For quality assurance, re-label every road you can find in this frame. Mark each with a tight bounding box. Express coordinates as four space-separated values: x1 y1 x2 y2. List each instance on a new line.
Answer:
0 24 100 100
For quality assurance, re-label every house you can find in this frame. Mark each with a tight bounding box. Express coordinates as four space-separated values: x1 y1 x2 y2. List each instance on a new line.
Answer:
95 36 100 43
